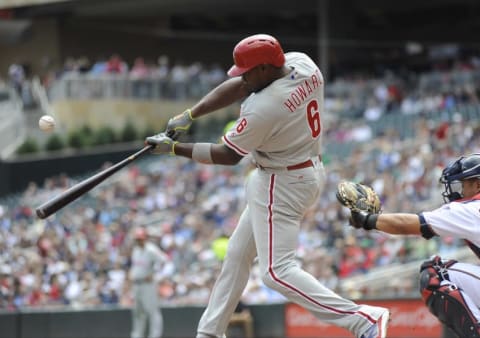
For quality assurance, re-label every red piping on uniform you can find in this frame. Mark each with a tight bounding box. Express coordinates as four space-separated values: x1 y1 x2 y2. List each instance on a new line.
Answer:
222 135 249 156
266 174 376 323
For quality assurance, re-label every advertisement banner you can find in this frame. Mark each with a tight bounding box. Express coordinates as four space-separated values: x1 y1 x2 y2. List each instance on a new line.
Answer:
285 299 442 338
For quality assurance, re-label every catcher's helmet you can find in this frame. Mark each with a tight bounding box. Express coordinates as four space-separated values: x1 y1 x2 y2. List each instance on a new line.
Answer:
227 34 285 77
440 153 480 202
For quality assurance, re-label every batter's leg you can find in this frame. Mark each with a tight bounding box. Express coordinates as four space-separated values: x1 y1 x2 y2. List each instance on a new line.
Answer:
197 206 257 338
250 170 387 337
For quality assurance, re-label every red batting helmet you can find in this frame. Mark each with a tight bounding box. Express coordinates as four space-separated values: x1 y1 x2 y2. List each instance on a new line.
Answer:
227 34 285 77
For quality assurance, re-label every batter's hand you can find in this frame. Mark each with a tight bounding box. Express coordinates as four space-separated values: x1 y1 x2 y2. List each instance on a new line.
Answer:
165 109 194 140
145 133 178 155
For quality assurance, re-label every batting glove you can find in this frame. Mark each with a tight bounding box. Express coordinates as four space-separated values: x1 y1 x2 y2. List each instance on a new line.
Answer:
349 210 378 230
165 109 194 140
145 133 178 155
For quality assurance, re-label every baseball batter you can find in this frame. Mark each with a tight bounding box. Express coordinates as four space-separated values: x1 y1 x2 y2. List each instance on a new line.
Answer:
350 153 480 337
130 227 168 338
146 34 389 338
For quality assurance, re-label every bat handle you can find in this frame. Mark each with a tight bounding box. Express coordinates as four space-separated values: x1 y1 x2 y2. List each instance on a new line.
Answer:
131 144 155 159
166 130 176 139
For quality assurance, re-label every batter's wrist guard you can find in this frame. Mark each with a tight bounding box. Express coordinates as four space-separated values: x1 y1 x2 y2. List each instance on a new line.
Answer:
170 141 178 155
192 143 213 164
185 108 195 120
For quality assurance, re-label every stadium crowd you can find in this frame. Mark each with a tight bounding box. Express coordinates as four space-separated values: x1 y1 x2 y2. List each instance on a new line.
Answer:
45 54 228 101
325 56 480 121
1 51 480 310
0 100 479 310
4 52 480 119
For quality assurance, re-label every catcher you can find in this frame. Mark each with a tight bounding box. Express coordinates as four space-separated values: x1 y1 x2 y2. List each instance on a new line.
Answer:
337 153 480 338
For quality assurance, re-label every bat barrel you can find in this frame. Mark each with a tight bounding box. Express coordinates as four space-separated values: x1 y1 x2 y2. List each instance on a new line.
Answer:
35 145 154 219
36 208 47 219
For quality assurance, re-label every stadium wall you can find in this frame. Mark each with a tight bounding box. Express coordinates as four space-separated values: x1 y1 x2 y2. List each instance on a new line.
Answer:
0 19 60 79
48 99 239 133
0 301 452 338
51 99 197 132
0 304 283 338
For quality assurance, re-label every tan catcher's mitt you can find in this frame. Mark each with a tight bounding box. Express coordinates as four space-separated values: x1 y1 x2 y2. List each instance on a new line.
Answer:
336 181 382 214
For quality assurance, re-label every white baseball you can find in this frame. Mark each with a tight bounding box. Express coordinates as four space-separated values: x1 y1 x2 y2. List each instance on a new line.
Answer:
39 115 55 132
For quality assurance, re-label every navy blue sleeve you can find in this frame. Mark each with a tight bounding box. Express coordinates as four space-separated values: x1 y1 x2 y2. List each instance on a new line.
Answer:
418 213 436 239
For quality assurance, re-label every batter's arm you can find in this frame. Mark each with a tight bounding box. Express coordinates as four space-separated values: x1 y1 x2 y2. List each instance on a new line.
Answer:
174 143 243 165
190 77 250 119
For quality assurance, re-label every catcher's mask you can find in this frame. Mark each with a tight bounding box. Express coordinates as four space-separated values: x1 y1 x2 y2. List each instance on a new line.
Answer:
440 153 480 202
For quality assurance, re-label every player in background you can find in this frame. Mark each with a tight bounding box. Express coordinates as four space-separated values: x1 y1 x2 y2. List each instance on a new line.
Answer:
146 34 390 338
129 227 169 338
349 153 480 338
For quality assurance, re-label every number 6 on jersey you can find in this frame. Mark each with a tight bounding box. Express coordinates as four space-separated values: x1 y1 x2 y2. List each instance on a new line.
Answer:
306 99 321 138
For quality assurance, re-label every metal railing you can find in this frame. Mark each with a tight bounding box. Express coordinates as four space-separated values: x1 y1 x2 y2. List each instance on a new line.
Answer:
49 72 224 101
0 87 26 159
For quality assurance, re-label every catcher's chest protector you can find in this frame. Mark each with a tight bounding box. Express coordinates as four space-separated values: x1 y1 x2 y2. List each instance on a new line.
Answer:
420 256 480 337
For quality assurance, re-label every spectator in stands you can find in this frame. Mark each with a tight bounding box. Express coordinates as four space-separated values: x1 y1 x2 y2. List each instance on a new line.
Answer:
98 274 119 305
106 54 128 74
8 63 25 94
169 61 188 100
48 274 65 305
363 98 383 121
186 62 203 98
77 56 91 73
63 57 77 73
0 265 12 309
90 56 108 75
130 57 152 98
153 55 171 98
130 57 150 79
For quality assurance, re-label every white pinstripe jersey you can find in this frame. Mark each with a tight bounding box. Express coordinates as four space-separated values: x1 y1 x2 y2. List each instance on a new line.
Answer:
222 52 324 169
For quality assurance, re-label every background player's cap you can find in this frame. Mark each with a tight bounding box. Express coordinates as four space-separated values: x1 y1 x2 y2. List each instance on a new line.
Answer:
227 34 285 77
134 227 147 240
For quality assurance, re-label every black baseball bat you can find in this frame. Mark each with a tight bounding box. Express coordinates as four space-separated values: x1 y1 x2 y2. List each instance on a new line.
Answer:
35 145 154 219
